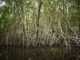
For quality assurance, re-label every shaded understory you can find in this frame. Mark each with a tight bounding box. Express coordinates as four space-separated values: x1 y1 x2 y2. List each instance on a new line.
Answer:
0 47 80 60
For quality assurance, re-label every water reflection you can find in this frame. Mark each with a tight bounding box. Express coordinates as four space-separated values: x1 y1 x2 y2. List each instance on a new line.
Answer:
0 47 80 60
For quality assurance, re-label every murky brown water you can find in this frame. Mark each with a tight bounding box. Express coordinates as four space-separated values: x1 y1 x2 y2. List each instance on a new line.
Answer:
0 47 80 60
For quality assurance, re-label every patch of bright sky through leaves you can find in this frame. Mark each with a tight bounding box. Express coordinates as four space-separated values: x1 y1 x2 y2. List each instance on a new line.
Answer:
0 1 5 7
0 1 43 12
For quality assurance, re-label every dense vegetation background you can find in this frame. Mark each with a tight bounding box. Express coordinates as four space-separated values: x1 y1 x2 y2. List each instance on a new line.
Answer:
0 0 80 48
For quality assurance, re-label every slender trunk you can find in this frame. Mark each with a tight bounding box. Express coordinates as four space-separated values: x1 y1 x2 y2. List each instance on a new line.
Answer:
26 12 29 30
61 0 66 33
51 0 55 36
13 0 16 46
79 22 80 37
21 0 24 22
63 0 65 18
36 0 42 40
79 22 80 32
21 0 26 47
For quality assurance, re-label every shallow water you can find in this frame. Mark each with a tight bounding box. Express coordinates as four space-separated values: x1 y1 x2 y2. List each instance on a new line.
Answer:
0 47 80 60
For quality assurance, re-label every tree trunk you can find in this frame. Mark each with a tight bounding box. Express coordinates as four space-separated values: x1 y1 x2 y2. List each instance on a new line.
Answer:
61 0 66 33
79 22 80 37
79 22 80 32
50 0 55 37
21 0 26 47
36 0 42 40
